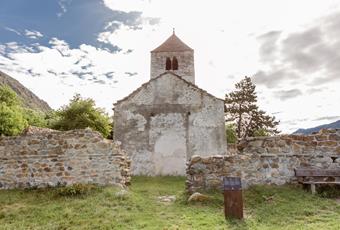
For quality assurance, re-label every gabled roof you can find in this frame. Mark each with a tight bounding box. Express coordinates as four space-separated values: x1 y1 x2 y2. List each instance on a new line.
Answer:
113 72 223 106
151 33 193 53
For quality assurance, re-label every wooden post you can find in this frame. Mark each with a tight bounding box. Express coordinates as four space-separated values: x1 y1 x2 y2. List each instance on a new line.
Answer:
223 177 243 219
310 184 316 194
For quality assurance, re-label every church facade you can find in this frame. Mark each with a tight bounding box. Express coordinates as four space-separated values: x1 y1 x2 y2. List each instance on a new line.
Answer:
113 33 226 175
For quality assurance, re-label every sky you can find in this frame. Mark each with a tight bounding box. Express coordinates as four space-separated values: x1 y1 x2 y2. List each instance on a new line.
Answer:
0 0 339 133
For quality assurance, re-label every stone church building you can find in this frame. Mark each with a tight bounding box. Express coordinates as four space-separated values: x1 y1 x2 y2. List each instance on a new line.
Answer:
113 32 226 175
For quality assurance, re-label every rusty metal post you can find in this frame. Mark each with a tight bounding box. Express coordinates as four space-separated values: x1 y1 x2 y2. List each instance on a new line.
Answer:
223 177 243 219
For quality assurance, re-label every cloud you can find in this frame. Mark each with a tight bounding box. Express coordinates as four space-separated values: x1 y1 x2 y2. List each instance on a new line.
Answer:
94 80 106 84
257 30 281 63
306 87 326 94
25 30 43 39
4 27 21 36
273 89 302 101
125 72 138 77
313 116 340 121
57 0 71 18
255 11 340 88
252 69 299 88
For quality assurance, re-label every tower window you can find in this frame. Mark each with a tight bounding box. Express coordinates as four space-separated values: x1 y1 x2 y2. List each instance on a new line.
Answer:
165 57 171 70
172 57 178 70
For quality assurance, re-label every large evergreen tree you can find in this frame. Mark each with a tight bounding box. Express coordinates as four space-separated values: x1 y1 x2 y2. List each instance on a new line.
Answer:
225 76 279 140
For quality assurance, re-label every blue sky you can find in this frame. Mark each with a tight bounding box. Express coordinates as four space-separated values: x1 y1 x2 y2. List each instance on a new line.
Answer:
0 0 340 133
0 0 150 52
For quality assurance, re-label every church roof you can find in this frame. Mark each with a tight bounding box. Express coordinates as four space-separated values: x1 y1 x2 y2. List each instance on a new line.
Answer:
151 33 193 53
114 72 223 106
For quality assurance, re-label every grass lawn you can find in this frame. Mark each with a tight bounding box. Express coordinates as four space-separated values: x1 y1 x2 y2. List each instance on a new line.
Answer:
0 176 339 230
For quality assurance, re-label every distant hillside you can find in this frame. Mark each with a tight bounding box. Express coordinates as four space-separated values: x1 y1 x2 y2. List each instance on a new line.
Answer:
0 71 51 113
293 120 340 135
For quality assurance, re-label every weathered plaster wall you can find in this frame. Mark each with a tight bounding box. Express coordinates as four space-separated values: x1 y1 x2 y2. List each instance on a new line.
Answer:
114 73 226 175
0 128 131 189
186 129 340 193
150 51 195 83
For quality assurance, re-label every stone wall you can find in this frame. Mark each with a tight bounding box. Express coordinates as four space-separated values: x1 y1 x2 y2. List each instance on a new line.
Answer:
186 129 340 193
0 128 131 189
114 72 226 176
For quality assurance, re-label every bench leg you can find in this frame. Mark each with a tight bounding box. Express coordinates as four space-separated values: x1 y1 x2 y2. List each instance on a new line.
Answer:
310 184 316 194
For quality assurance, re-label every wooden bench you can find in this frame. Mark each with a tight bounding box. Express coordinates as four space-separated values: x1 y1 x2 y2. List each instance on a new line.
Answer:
294 168 340 194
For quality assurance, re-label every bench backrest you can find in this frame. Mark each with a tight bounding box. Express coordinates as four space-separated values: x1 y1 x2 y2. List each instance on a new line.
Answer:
295 169 340 177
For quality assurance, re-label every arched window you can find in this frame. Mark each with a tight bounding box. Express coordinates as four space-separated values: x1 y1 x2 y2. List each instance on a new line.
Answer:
165 57 171 70
172 57 178 70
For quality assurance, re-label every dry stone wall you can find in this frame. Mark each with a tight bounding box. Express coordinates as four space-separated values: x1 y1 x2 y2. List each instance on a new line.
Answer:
186 129 340 193
0 128 131 189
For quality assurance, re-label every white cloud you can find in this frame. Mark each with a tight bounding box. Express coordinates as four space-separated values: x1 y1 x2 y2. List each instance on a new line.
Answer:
0 37 147 113
57 0 69 18
25 30 43 39
4 27 21 36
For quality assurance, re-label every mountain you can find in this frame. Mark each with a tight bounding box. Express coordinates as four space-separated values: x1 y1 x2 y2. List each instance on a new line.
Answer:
293 120 340 135
0 71 52 113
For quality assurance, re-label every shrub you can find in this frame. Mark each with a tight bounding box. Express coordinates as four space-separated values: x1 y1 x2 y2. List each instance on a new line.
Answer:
56 184 98 197
225 124 237 143
317 185 340 198
23 108 48 127
0 103 27 136
52 94 112 138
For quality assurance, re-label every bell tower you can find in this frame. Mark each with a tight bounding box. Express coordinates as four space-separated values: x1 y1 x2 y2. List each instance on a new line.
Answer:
150 31 195 84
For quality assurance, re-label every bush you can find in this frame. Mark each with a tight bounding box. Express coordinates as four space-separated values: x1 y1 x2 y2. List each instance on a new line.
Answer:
52 94 112 138
0 86 28 135
0 103 27 136
226 124 237 143
0 85 20 107
317 185 340 198
23 108 48 127
56 184 98 197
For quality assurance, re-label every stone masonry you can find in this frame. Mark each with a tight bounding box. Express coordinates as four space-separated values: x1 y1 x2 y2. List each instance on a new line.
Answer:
186 129 340 193
114 72 226 176
114 33 226 176
0 127 131 189
151 50 195 84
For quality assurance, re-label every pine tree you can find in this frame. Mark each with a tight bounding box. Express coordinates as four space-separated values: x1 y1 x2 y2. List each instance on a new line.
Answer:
225 76 279 140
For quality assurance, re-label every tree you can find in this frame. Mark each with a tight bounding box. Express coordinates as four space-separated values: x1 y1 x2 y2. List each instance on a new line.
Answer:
225 76 279 141
52 94 111 137
0 85 27 136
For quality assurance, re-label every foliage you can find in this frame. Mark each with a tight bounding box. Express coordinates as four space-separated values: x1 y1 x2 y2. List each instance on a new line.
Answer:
225 124 237 143
51 94 111 137
23 108 47 128
225 76 280 140
44 111 60 128
0 177 339 229
0 103 27 136
317 185 340 198
0 85 21 107
56 184 98 197
253 128 270 137
0 86 27 136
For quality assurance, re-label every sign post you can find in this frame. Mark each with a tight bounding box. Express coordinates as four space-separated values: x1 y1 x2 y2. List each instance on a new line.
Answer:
223 177 243 219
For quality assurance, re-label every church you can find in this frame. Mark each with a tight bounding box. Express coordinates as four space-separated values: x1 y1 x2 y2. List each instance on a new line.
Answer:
113 32 226 175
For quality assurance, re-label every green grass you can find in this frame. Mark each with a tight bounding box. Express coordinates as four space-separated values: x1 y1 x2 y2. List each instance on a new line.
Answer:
0 177 339 229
